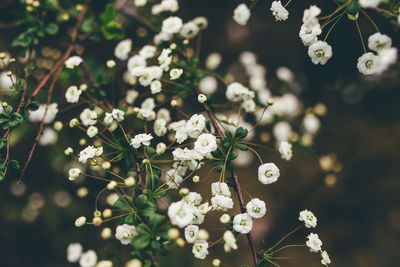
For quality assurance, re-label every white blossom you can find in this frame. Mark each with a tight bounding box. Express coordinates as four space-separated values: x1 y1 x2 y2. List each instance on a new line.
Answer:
246 198 266 218
299 209 317 228
156 142 167 154
186 114 206 138
38 127 57 146
233 213 253 234
299 23 321 46
29 103 59 124
223 230 238 252
211 195 234 211
302 5 321 26
125 90 139 104
306 233 323 252
192 240 209 259
169 68 183 80
184 225 199 243
308 41 333 65
233 4 251 26
199 76 218 95
368 32 392 52
150 80 162 94
180 21 200 39
359 0 381 9
114 39 132 60
65 56 83 69
321 250 331 265
80 108 97 126
130 133 153 149
258 163 280 184
154 119 167 136
115 224 137 245
168 201 194 228
67 242 83 263
162 16 183 34
270 1 289 21
79 250 97 267
165 169 183 189
78 146 97 163
194 133 217 156
211 182 231 197
279 141 293 161
65 86 82 103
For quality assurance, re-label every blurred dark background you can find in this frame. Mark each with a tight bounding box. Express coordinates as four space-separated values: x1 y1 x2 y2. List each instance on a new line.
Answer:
0 0 399 266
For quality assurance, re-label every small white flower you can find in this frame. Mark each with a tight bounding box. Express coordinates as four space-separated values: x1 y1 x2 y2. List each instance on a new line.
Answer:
377 47 398 71
29 103 59 124
246 198 267 218
184 225 199 243
199 76 218 95
180 21 200 39
223 230 238 252
80 108 97 126
273 121 292 141
156 142 167 154
211 182 231 197
65 56 82 69
114 39 132 60
125 90 139 104
150 80 162 94
139 45 156 59
169 68 183 80
299 23 322 46
162 16 183 34
308 41 332 65
279 141 293 161
111 108 125 122
95 146 103 157
368 32 392 52
65 86 82 103
359 0 381 8
165 169 183 189
130 133 153 149
194 133 217 156
302 5 321 26
233 3 251 26
115 224 137 245
270 1 289 21
38 127 57 146
183 192 202 206
197 94 207 103
168 201 194 228
191 240 209 260
158 48 172 71
79 250 97 267
186 114 206 138
357 52 380 75
154 119 167 137
233 213 253 234
192 16 208 29
299 209 317 228
321 250 331 265
306 233 323 252
64 147 73 155
157 108 171 122
67 242 82 263
211 195 234 211
87 126 98 138
69 168 81 180
127 55 146 75
258 163 280 184
78 146 97 163
205 53 222 70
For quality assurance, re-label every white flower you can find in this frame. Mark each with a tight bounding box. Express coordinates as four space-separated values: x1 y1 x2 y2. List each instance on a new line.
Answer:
211 182 231 197
67 242 83 263
75 216 86 227
321 250 331 265
302 5 321 26
95 146 103 157
258 163 280 184
130 133 153 149
168 201 194 228
242 99 256 113
192 16 208 29
65 86 82 103
303 113 321 134
192 240 209 259
270 1 289 21
156 142 167 154
273 121 292 141
186 114 206 138
29 103 59 124
180 22 200 39
104 112 114 125
141 97 156 111
125 90 139 104
357 52 380 75
299 23 321 46
162 16 183 34
191 206 205 224
299 209 317 228
205 52 222 70
246 198 266 218
198 94 207 103
378 47 398 71
169 68 183 80
111 108 125 122
79 250 98 267
158 48 172 70
115 224 137 245
233 4 251 26
276 66 295 82
150 80 162 94
308 41 332 65
127 55 146 75
80 108 97 126
183 192 202 206
154 119 167 137
226 82 254 102
233 213 253 234
69 168 81 180
211 195 234 211
306 233 323 252
359 0 381 8
78 146 97 163
184 225 199 243
65 56 82 69
368 32 392 52
199 202 211 214
194 133 217 156
139 45 156 59
38 127 57 146
157 108 171 122
114 39 132 60
199 76 218 95
279 141 293 161
85 126 98 138
165 169 183 189
223 230 238 252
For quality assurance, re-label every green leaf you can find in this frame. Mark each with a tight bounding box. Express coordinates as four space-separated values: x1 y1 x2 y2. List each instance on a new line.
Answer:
45 23 59 35
81 18 97 33
123 213 136 224
100 4 117 25
234 127 248 139
114 195 134 210
26 102 39 111
346 0 360 15
102 22 125 40
149 214 165 232
8 160 20 171
151 240 161 251
131 235 151 250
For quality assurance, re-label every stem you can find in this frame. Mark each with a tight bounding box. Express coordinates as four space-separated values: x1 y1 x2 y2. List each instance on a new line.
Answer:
355 19 367 53
361 10 380 32
323 12 344 42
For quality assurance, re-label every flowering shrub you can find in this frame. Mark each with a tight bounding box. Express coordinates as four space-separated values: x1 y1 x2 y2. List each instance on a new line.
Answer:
0 0 397 266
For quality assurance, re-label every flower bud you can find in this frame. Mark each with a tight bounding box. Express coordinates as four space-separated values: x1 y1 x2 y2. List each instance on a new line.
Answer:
69 118 79 128
220 214 230 224
106 60 116 68
179 188 189 196
197 94 207 103
77 187 88 198
176 237 185 247
212 259 221 267
197 229 209 240
2 102 8 107
93 210 101 217
103 208 112 218
102 161 111 170
53 121 63 131
101 227 112 239
64 147 73 156
170 99 178 107
75 216 86 227
169 43 177 50
107 181 117 190
79 138 86 146
125 259 142 267
192 175 200 183
156 142 166 154
167 228 180 240
92 216 103 226
267 98 274 106
80 83 88 91
0 52 6 59
125 177 136 187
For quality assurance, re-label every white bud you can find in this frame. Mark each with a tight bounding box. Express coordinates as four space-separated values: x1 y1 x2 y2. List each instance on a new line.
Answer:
125 177 136 187
75 216 86 227
220 214 230 224
106 59 116 68
197 94 207 103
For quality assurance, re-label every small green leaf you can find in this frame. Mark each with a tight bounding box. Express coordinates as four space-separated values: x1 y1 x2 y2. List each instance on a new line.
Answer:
131 235 150 250
114 195 134 210
100 4 117 25
45 23 59 35
26 102 39 111
149 214 165 232
8 160 20 171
